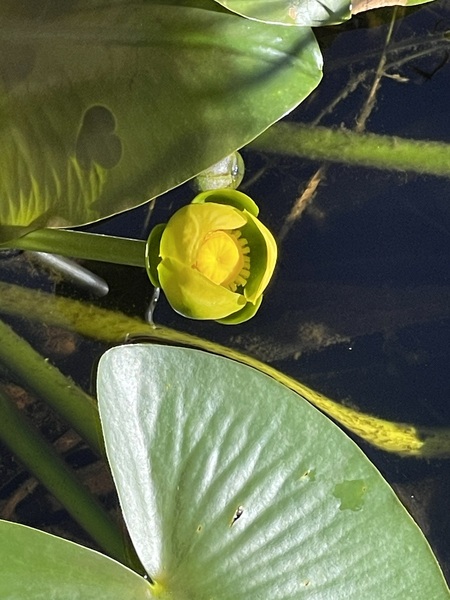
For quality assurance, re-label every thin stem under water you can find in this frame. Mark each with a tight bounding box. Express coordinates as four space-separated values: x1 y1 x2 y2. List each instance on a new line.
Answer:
1 281 449 459
1 229 147 268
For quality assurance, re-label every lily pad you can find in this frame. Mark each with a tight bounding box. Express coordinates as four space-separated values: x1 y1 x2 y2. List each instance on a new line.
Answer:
0 0 321 242
214 0 435 26
97 344 449 599
213 0 352 26
0 520 152 599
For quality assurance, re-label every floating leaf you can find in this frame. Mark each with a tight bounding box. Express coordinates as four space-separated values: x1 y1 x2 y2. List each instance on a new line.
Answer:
352 0 435 12
97 344 449 599
0 520 152 599
214 0 352 26
214 0 435 24
0 0 321 242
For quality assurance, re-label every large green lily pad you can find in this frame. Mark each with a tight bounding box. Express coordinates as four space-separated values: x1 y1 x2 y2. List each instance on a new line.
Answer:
214 0 436 26
97 344 449 599
0 0 321 242
214 0 351 26
0 520 152 599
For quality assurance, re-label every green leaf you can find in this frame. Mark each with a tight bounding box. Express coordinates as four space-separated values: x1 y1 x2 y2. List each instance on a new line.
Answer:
213 0 352 26
351 0 436 12
405 0 436 4
0 0 322 242
97 344 449 599
0 520 152 599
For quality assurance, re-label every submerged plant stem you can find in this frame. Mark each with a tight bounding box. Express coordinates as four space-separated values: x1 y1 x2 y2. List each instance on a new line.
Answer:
0 229 147 267
251 124 450 178
0 319 103 457
0 384 138 569
1 282 449 458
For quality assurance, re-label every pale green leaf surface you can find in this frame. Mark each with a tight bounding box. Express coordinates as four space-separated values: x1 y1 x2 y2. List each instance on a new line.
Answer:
214 0 351 26
0 0 321 242
0 520 152 599
405 0 436 4
351 0 436 12
97 344 449 599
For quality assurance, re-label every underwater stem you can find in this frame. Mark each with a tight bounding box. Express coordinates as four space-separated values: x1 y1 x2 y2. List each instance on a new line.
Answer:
0 318 104 457
1 282 449 458
1 229 147 268
0 384 139 569
251 124 450 178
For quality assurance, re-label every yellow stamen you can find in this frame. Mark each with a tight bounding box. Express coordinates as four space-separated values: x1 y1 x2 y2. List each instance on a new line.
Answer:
194 230 250 291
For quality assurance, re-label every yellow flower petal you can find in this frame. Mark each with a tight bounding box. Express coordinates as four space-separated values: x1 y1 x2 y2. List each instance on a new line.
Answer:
241 211 277 303
158 257 246 320
218 294 263 325
248 213 277 299
160 203 247 267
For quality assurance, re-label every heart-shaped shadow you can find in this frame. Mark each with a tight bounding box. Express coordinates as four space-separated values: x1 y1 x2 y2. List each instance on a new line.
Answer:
75 105 122 170
0 42 36 90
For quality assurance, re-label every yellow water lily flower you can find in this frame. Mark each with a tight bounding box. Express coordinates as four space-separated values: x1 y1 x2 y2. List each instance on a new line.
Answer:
145 189 277 323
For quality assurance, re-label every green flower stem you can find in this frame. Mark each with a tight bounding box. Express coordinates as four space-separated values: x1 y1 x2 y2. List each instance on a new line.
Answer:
250 123 450 177
0 229 147 267
0 384 140 570
0 318 103 457
1 282 450 458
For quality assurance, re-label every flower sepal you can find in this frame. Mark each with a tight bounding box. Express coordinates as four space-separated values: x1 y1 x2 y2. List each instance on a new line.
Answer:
192 189 259 217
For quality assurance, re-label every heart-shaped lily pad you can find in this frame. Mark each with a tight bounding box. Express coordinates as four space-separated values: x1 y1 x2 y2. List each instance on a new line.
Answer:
0 520 152 599
0 0 322 242
213 0 351 26
97 344 449 599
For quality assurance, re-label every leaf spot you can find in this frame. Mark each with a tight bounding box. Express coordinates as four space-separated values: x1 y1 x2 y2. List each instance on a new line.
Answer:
230 505 244 527
299 468 316 482
333 479 368 511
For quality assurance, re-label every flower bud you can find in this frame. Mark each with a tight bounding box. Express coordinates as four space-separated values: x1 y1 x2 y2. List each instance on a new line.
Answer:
145 189 277 324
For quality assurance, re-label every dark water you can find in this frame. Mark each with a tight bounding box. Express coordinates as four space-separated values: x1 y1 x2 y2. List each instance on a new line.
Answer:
1 0 449 586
